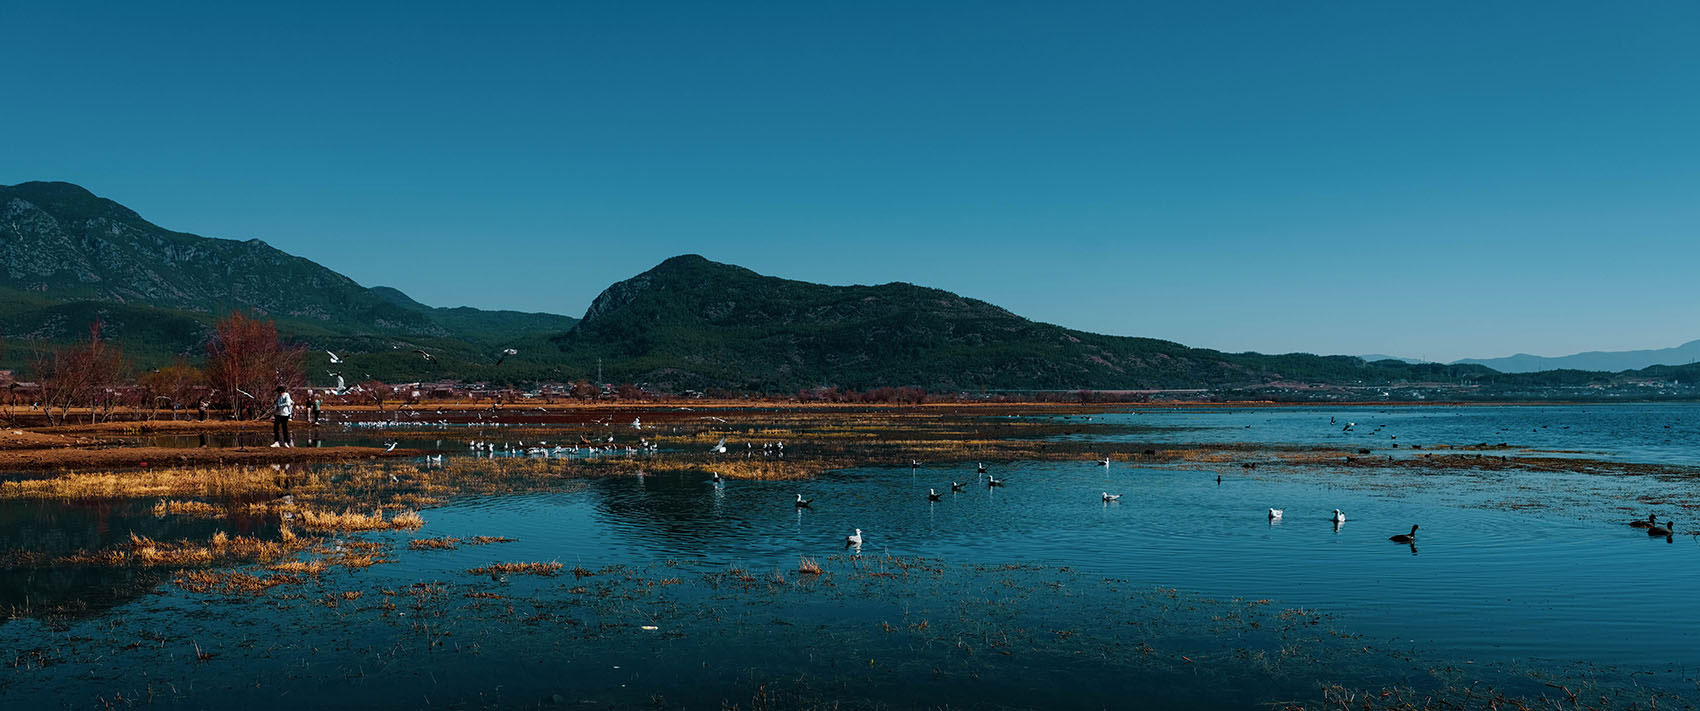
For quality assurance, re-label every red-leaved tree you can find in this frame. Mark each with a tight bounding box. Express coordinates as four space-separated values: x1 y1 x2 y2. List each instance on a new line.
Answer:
204 312 306 418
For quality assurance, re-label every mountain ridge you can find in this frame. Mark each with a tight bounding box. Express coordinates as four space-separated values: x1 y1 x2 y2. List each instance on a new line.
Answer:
0 181 577 377
4 181 1697 395
550 254 1506 392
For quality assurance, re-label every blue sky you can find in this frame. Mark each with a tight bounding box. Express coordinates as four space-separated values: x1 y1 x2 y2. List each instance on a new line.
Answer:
4 2 1696 362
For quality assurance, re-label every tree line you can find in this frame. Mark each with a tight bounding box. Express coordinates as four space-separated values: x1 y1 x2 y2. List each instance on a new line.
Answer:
8 312 305 425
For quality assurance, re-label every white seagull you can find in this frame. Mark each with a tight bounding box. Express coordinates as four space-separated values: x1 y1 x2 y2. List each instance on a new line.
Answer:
845 528 863 548
1102 492 1122 502
1268 508 1284 520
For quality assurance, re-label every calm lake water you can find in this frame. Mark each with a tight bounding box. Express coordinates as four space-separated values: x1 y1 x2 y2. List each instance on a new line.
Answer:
4 403 1698 709
1042 402 1700 464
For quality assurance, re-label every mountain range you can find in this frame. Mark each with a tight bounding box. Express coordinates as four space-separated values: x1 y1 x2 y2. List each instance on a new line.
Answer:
1360 341 1700 374
0 181 576 380
1450 341 1700 373
3 181 1696 394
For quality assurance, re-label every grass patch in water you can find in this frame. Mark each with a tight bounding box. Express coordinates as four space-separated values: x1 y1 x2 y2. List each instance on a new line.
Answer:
469 562 563 577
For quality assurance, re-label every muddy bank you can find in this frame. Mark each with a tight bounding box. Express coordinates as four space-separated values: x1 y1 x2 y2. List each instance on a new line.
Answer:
0 429 93 450
0 445 411 472
27 419 273 436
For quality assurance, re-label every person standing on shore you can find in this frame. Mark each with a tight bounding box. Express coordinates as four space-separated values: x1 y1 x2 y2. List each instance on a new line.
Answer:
271 386 294 448
310 392 322 425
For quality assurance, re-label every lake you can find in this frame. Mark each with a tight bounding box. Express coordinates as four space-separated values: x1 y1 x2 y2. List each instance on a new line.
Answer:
2 403 1697 709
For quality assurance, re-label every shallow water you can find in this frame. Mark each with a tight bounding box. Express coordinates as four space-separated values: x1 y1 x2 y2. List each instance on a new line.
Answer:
398 459 1700 666
1043 402 1700 464
5 403 1700 708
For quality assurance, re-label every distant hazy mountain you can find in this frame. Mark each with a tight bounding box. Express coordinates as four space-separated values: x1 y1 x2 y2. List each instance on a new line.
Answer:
0 181 576 379
1451 340 1700 374
1357 354 1434 365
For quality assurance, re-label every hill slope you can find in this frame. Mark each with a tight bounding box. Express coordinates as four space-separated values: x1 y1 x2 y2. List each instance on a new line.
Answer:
550 255 1498 392
0 181 576 379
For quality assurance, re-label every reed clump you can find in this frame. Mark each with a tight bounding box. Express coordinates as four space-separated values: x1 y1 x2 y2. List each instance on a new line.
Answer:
152 499 224 518
298 507 424 532
409 536 462 550
469 561 563 577
174 570 305 595
67 531 303 567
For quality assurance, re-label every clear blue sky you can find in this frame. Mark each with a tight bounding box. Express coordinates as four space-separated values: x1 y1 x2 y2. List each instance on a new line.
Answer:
4 2 1696 362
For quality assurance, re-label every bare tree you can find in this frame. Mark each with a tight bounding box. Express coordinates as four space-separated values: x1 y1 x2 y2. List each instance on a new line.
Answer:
139 358 207 420
362 379 394 411
205 312 306 418
35 321 127 425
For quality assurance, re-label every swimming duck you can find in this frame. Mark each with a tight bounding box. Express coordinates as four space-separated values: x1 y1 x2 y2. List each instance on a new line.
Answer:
1102 492 1122 502
1389 524 1419 543
1268 508 1284 520
1648 519 1673 537
1628 513 1657 529
1331 509 1346 524
794 494 813 508
845 528 863 547
927 489 941 502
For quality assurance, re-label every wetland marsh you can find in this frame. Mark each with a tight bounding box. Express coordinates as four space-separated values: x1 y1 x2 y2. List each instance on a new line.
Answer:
3 403 1698 709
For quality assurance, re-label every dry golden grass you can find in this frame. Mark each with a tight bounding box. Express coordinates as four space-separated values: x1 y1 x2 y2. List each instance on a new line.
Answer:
468 536 517 545
269 559 329 575
174 570 305 595
409 536 461 550
0 465 295 500
310 540 393 569
469 561 563 577
298 507 424 532
798 556 822 575
152 499 224 518
62 531 302 568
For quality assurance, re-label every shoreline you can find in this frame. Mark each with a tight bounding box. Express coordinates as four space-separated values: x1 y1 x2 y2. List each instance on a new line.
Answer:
0 445 409 472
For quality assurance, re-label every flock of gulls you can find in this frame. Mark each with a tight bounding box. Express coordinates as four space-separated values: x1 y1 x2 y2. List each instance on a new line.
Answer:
777 459 1433 551
356 406 1686 552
